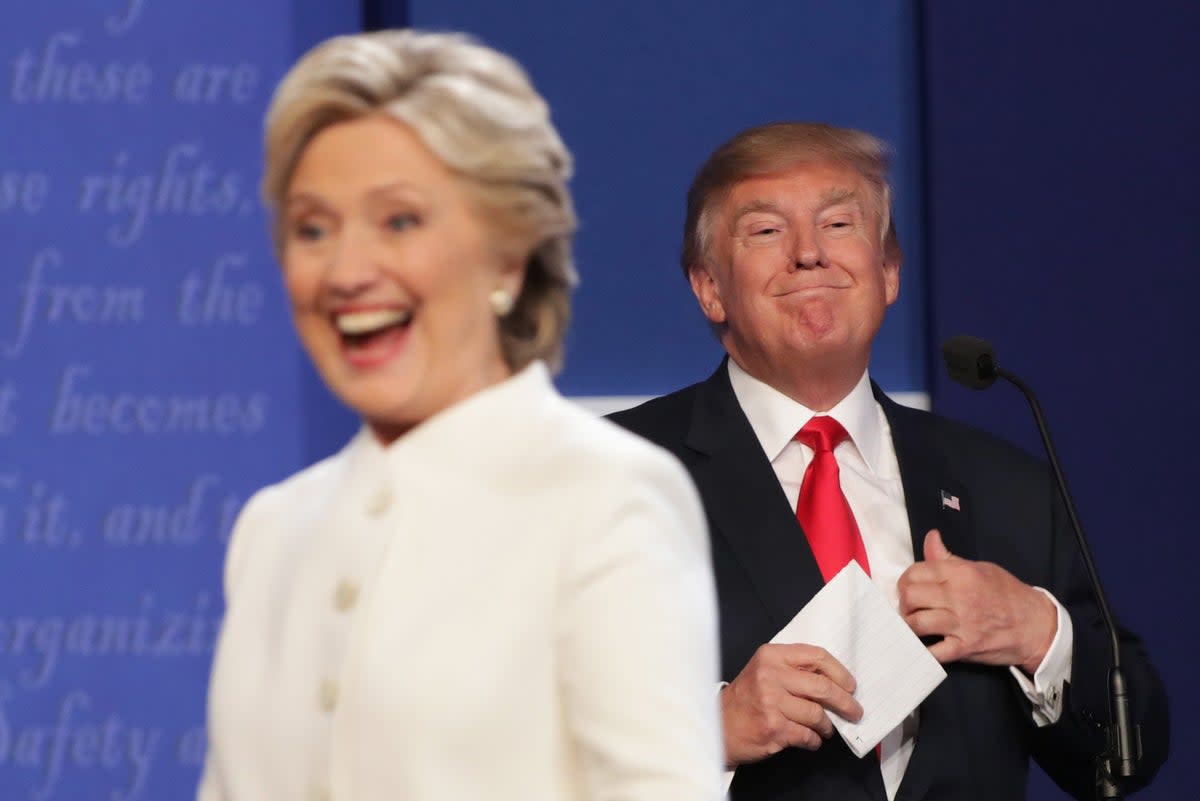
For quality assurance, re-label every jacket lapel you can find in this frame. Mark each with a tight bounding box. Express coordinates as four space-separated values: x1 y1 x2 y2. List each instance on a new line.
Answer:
877 388 974 800
877 388 973 564
685 361 827 631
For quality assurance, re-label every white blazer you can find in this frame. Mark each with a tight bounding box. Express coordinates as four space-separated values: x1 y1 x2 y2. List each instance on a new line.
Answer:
198 363 723 801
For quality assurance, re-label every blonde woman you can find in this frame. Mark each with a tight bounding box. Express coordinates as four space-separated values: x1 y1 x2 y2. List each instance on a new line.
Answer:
197 30 722 801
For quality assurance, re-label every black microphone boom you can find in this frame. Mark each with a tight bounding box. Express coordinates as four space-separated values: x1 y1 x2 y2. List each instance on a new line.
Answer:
940 335 1140 801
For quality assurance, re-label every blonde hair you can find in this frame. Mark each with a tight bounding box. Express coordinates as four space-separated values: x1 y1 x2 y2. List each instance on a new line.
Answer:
262 29 578 372
681 122 901 277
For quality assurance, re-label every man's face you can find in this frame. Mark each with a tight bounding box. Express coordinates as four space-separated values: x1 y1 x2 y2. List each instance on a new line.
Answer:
690 160 900 391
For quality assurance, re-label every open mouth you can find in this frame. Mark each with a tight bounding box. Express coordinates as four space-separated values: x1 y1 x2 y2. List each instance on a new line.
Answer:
333 308 414 365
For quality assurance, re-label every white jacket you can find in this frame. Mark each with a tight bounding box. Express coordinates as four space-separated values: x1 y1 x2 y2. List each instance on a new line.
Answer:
198 362 723 801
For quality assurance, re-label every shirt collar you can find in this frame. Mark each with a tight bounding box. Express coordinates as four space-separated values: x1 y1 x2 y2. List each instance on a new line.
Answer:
726 357 886 475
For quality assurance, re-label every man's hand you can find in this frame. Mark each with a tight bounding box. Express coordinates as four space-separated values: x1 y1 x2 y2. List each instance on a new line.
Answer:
720 643 862 767
898 529 1057 675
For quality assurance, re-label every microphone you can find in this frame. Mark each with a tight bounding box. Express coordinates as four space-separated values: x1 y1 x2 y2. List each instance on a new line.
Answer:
941 335 1140 801
940 334 998 390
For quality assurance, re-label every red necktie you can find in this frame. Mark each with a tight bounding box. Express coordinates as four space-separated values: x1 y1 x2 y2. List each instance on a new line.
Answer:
795 416 871 582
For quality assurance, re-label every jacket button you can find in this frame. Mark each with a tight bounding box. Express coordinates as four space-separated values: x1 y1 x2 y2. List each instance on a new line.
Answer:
334 580 360 612
365 486 392 517
318 678 339 713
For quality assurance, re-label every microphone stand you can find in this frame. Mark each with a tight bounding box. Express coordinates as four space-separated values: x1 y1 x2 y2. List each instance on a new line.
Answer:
994 367 1140 800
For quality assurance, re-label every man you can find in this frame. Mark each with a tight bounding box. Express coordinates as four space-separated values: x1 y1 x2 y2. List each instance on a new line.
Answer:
610 123 1167 800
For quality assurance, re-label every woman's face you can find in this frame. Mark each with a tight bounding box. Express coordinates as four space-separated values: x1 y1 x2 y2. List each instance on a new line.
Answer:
281 115 520 444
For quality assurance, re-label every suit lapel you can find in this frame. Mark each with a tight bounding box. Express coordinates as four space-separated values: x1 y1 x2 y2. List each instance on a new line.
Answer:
686 362 827 631
877 388 974 800
877 388 974 563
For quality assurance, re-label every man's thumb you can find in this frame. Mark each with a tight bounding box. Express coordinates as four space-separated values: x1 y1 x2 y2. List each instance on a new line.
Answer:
924 529 953 561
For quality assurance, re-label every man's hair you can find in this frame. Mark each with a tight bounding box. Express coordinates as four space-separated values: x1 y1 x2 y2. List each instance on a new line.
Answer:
680 122 901 277
262 29 577 372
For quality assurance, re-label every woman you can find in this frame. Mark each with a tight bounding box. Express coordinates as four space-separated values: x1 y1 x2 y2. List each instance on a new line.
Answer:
197 29 722 801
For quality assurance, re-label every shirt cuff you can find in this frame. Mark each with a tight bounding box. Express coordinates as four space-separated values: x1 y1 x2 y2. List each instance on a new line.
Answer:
1008 586 1073 727
716 682 735 793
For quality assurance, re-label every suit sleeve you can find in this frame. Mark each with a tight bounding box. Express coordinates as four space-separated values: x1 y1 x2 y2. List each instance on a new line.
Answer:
1029 482 1169 798
555 452 725 801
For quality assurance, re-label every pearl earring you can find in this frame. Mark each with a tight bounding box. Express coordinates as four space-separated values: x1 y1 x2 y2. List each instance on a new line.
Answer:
489 288 515 317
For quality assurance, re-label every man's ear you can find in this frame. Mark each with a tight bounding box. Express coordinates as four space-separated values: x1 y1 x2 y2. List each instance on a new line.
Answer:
883 255 901 307
688 264 727 324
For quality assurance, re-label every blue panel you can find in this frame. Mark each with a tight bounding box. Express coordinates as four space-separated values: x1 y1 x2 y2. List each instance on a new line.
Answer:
410 0 928 396
922 3 1198 798
363 0 410 30
0 2 359 799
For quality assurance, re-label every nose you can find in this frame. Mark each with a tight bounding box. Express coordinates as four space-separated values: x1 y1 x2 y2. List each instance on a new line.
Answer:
790 228 826 271
324 223 379 296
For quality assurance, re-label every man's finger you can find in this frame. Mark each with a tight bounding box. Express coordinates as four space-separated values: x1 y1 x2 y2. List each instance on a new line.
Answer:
927 636 963 664
904 607 957 639
779 669 863 722
776 692 835 738
777 644 856 693
897 558 952 589
781 719 827 752
923 528 953 561
898 580 951 616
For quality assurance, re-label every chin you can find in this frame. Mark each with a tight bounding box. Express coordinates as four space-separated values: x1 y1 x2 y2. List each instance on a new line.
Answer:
786 329 851 353
347 383 422 423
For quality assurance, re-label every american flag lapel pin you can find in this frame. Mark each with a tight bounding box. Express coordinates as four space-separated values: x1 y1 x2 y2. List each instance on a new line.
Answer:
940 489 961 512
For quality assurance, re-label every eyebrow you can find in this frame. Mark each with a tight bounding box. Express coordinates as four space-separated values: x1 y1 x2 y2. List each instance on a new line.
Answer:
728 187 865 229
814 187 863 213
282 192 325 213
284 180 425 211
729 199 785 227
365 180 423 201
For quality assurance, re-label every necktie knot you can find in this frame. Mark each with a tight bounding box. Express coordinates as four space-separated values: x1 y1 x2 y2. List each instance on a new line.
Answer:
795 416 849 453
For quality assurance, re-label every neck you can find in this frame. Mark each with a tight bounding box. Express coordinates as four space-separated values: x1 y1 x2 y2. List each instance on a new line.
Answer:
367 355 515 447
731 352 867 413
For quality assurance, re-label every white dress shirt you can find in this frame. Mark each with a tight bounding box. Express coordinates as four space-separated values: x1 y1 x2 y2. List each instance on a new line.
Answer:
725 359 1072 800
198 362 724 801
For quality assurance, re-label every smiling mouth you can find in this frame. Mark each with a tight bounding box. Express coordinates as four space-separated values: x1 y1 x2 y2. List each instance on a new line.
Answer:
774 284 848 297
333 308 414 364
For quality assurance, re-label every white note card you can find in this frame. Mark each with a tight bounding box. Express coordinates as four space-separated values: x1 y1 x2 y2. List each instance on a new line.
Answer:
770 562 947 758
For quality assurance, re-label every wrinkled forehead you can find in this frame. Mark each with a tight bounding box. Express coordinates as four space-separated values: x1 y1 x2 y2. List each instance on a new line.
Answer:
716 159 878 221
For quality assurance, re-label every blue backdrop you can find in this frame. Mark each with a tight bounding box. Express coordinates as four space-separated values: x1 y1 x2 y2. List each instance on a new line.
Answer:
0 2 358 799
921 3 1197 798
2 1 1190 799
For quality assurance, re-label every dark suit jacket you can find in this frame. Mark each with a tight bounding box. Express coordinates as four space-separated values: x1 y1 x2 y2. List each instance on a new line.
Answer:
609 361 1168 801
